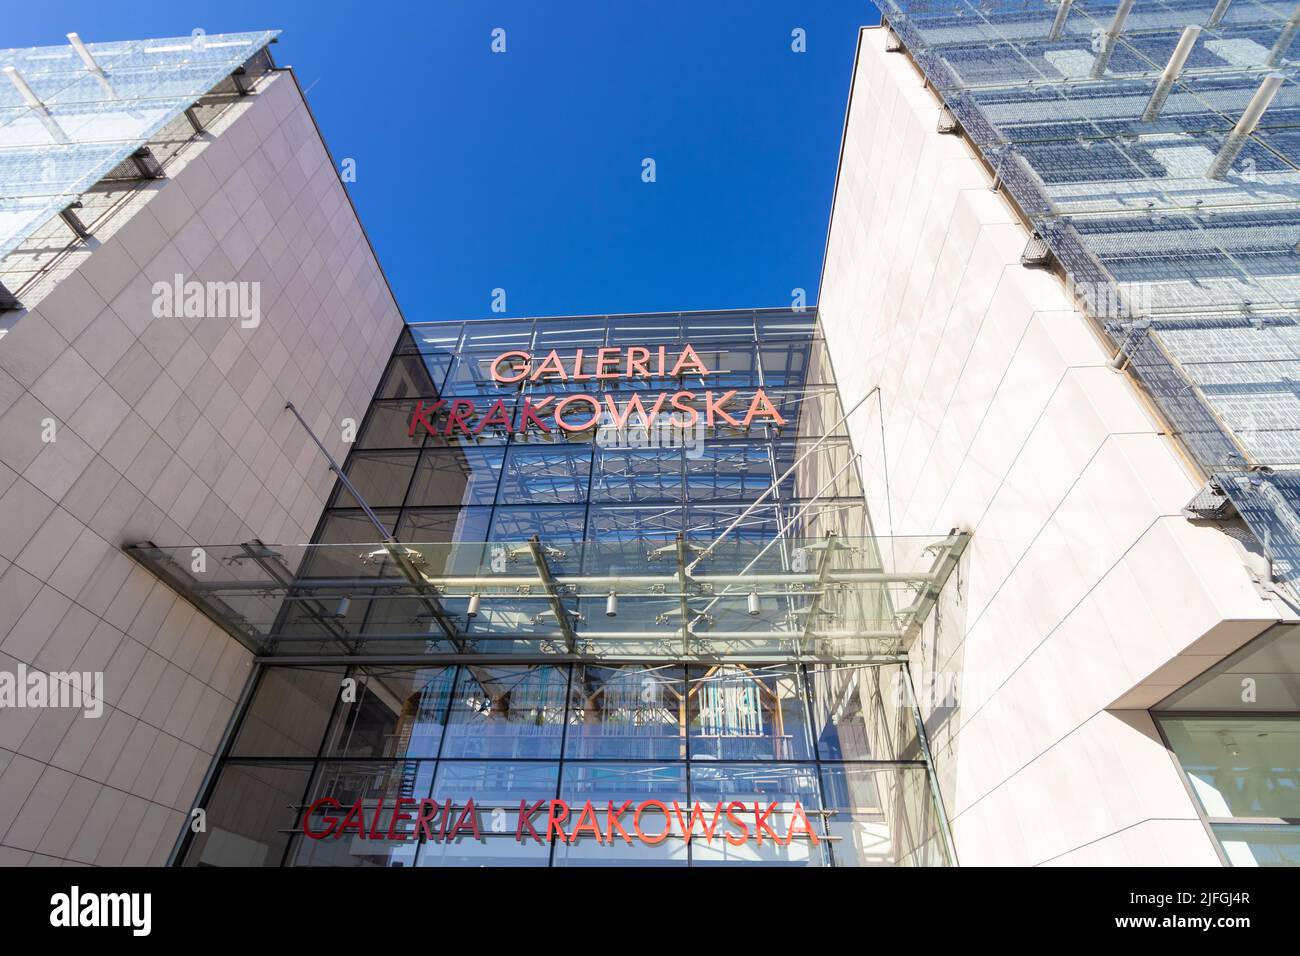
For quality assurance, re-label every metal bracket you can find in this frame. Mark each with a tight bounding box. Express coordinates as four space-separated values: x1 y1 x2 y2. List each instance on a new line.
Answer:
1021 232 1052 267
0 280 21 312
1183 481 1237 521
130 146 165 179
58 202 91 241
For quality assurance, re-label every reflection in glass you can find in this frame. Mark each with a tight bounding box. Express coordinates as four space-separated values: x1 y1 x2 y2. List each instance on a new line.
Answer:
593 446 683 502
1213 823 1300 867
357 400 427 450
1161 717 1300 820
288 761 436 868
688 664 812 760
809 663 917 762
499 443 592 504
567 664 686 759
688 763 826 866
418 761 558 867
378 353 447 399
820 764 946 867
324 666 455 759
441 665 568 758
554 763 689 867
406 447 503 507
182 762 311 867
231 666 346 757
336 451 418 509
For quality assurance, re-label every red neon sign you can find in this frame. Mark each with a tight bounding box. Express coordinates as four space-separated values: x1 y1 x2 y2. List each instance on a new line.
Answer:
302 797 822 847
406 344 787 437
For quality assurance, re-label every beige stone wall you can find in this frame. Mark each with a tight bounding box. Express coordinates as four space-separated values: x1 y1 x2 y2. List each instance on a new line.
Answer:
0 71 401 865
818 28 1293 865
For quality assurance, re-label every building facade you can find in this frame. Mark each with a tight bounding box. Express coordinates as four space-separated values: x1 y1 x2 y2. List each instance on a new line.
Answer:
160 311 963 866
2 10 1299 868
0 32 401 866
818 3 1300 865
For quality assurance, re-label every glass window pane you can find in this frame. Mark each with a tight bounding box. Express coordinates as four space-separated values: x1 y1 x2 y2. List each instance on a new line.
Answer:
820 764 947 867
404 324 461 356
334 451 418 509
1213 823 1300 867
688 763 826 866
322 666 455 759
553 763 689 867
378 353 447 399
534 318 609 349
566 664 686 759
499 443 592 504
406 447 504 507
298 510 399 579
444 349 522 395
1162 716 1300 819
396 506 492 545
230 665 344 757
490 505 586 573
606 315 682 346
441 664 568 758
809 663 919 761
593 446 683 502
182 762 311 867
418 761 559 867
687 664 812 760
460 320 534 350
357 400 426 450
287 761 435 868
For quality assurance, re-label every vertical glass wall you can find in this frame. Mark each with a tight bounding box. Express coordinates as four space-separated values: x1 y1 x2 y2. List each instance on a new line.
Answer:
1156 622 1300 866
266 310 876 658
182 661 948 867
179 311 952 866
329 310 866 567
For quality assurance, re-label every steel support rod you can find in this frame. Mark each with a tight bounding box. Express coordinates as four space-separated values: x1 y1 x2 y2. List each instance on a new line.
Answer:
1267 4 1300 66
528 535 577 653
191 568 940 592
1048 0 1073 40
284 401 462 647
1207 72 1286 179
687 386 880 574
1141 25 1201 121
1090 0 1135 78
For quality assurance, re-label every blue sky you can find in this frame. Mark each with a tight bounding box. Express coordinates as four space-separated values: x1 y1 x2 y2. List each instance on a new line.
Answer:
13 1 881 320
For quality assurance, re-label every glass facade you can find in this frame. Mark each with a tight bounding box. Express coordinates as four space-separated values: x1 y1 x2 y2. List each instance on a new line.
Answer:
173 310 957 866
1157 622 1300 865
0 31 279 282
875 0 1300 591
132 311 965 661
183 660 946 867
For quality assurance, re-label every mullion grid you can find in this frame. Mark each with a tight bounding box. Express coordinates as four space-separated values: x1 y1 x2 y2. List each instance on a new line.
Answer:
234 658 930 868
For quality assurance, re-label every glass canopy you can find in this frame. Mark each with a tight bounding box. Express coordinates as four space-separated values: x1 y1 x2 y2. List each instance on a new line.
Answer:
0 30 279 264
876 0 1300 592
127 532 968 661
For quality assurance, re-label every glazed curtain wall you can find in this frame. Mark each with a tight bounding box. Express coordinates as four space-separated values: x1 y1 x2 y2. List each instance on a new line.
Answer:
181 660 948 867
273 310 872 658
